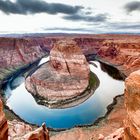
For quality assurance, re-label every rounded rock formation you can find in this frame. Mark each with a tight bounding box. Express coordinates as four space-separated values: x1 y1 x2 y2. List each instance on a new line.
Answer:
25 40 90 104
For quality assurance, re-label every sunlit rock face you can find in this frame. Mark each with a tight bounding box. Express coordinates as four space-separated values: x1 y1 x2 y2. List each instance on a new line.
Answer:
0 99 8 140
8 120 49 140
25 40 90 102
24 125 49 140
50 40 89 79
98 39 140 76
0 98 49 140
124 70 140 140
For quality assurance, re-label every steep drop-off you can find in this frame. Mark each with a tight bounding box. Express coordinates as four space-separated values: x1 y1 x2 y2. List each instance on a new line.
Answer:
124 70 140 140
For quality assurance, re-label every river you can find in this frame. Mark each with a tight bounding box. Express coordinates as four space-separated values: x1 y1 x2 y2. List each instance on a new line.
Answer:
2 56 124 129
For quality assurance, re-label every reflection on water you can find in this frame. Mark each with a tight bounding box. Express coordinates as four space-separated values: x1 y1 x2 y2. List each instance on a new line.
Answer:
100 62 125 80
38 56 50 66
3 58 125 129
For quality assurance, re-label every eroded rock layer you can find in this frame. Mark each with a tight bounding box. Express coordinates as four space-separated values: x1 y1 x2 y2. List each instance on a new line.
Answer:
8 120 49 140
0 99 8 140
0 34 140 84
25 40 90 102
124 70 140 140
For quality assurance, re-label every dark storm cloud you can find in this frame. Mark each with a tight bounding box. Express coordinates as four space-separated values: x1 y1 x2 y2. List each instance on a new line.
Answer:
124 1 140 13
63 13 108 22
104 22 140 31
0 0 83 15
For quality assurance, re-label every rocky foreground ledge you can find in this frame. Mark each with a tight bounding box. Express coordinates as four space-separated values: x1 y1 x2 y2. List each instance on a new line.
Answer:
103 70 140 140
0 98 49 140
123 70 140 140
25 40 90 103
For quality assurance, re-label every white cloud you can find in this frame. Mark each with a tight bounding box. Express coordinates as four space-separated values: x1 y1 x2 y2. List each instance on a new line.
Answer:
0 0 140 34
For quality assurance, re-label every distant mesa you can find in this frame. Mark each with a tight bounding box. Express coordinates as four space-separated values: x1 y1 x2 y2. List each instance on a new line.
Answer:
25 39 90 107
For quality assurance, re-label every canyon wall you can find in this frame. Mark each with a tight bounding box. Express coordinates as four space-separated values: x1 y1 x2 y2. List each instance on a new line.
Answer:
0 38 46 68
124 70 140 140
102 70 140 140
0 34 140 80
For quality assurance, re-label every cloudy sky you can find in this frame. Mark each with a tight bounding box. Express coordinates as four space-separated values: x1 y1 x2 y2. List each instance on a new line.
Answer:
0 0 140 34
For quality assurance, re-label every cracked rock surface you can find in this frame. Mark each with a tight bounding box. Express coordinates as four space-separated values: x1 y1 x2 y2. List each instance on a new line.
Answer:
25 40 90 102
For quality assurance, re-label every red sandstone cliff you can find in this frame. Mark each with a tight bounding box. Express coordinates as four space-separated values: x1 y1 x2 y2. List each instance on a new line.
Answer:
0 34 140 77
124 70 140 140
25 40 90 103
0 38 47 68
0 99 8 140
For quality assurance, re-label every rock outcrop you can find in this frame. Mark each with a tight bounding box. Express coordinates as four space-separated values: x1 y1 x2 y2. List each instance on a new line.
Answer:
0 98 49 140
0 99 8 140
25 40 90 103
124 70 140 140
0 99 49 140
102 70 140 140
8 120 49 140
0 38 46 68
97 38 140 76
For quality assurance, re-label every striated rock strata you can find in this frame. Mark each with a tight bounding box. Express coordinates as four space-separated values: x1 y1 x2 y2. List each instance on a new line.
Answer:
0 99 8 140
97 37 140 76
25 40 90 102
0 34 140 81
124 70 140 140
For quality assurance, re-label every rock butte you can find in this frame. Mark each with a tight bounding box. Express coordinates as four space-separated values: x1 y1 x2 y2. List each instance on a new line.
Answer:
25 40 90 102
